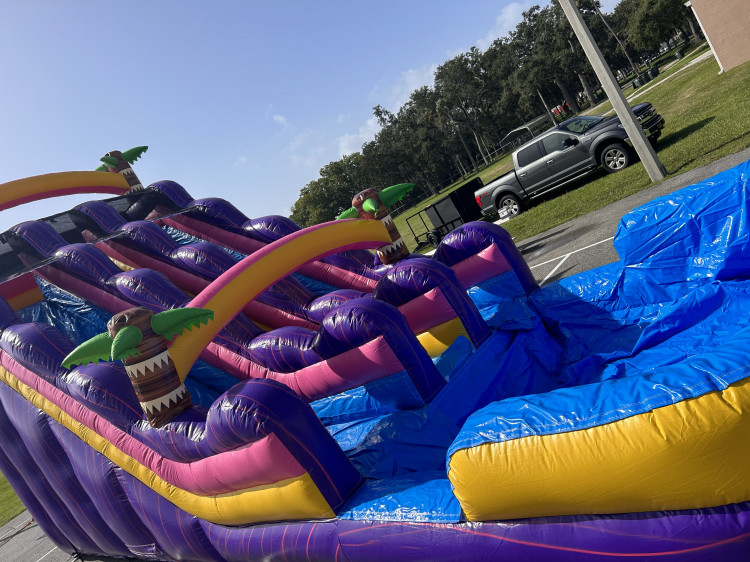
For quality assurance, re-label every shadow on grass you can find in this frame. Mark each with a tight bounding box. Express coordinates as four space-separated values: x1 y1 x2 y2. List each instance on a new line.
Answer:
656 117 714 152
669 131 750 175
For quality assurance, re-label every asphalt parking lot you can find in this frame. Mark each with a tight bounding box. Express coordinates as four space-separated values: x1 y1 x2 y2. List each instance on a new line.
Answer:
0 512 74 562
518 146 750 286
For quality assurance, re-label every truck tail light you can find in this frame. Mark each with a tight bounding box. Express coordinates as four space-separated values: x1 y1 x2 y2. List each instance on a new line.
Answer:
475 195 482 208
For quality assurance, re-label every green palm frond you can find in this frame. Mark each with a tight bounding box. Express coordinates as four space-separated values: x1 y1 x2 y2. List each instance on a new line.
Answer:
111 326 144 361
100 156 119 168
379 183 414 207
121 146 148 164
362 198 379 215
61 332 113 369
336 207 360 220
151 308 214 342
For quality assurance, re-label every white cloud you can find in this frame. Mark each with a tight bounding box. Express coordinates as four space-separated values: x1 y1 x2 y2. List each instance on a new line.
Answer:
368 63 438 115
337 64 436 159
288 130 314 152
383 63 439 112
477 1 535 51
272 114 289 127
233 155 248 166
337 115 381 157
285 129 327 169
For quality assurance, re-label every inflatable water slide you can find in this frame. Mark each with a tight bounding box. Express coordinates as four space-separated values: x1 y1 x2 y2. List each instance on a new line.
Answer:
0 148 749 560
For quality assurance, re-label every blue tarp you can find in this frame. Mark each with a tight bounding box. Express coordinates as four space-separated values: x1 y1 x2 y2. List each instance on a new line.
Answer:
455 160 750 454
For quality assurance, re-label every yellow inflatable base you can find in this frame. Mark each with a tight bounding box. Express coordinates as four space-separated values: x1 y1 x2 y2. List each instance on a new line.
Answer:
449 377 750 521
417 317 468 357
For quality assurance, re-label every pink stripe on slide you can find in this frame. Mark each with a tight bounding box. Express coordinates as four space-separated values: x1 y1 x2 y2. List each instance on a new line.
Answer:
161 215 377 292
0 353 305 495
451 244 512 287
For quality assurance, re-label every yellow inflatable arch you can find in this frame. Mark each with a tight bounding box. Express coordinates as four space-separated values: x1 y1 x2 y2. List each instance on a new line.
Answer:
0 171 131 212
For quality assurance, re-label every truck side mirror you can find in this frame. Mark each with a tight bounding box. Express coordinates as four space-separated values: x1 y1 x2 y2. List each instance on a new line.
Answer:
563 137 579 148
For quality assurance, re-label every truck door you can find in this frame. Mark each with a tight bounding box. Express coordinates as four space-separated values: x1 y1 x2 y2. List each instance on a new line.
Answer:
514 142 551 194
540 132 589 188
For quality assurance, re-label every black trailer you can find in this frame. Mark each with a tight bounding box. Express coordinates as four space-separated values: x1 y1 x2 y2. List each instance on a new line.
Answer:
405 178 484 249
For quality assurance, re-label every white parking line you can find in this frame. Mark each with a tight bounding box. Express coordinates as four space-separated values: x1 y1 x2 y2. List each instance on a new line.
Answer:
530 236 615 269
34 546 58 562
540 254 570 285
531 236 615 285
0 517 32 541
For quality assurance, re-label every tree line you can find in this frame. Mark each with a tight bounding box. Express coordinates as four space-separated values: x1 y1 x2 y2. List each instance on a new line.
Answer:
289 0 698 227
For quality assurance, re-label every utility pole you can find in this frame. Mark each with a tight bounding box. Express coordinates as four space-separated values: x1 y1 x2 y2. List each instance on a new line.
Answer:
537 88 558 126
592 3 641 80
557 0 666 182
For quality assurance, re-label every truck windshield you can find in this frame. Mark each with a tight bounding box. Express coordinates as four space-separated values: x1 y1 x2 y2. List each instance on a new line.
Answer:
559 116 604 134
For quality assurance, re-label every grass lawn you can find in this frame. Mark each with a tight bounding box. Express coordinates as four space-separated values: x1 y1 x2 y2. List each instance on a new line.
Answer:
393 153 513 251
395 43 750 248
0 474 25 527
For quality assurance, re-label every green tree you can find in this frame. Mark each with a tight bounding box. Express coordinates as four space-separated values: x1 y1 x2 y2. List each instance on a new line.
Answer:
398 86 456 194
434 48 503 166
510 5 586 117
610 0 656 67
482 37 526 133
289 153 366 226
627 0 693 52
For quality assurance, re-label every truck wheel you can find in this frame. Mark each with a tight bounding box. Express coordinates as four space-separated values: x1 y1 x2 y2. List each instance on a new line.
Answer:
497 194 522 217
426 229 442 249
600 142 631 173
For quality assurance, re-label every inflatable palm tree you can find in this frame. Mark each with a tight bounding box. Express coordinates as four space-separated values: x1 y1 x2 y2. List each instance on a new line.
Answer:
337 183 414 264
62 306 213 428
95 146 148 191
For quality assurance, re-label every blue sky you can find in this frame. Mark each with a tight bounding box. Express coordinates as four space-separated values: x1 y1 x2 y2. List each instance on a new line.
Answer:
0 0 617 229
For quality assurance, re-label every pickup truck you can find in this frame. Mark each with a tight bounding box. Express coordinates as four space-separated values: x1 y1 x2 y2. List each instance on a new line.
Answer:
474 102 665 218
